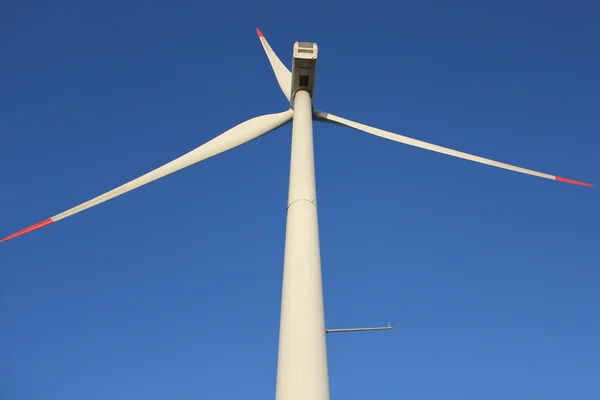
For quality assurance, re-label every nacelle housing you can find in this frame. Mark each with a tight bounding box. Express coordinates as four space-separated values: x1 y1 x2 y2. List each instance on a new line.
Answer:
290 42 318 107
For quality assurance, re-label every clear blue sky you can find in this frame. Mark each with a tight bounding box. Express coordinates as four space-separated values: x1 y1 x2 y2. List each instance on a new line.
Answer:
1 1 598 399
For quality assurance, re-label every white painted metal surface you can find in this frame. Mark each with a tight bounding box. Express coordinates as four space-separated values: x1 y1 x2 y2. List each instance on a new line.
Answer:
276 90 330 400
52 110 293 222
291 42 318 104
0 109 293 242
314 109 592 185
257 28 292 103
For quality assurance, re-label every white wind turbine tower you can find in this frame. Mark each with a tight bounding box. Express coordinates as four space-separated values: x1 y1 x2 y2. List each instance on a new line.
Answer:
1 29 593 399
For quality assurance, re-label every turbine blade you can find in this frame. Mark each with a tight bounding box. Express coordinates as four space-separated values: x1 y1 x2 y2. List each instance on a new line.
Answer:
256 28 292 102
1 109 294 243
314 110 592 187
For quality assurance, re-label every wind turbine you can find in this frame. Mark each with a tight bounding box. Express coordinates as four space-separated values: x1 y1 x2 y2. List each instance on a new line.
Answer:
1 29 592 400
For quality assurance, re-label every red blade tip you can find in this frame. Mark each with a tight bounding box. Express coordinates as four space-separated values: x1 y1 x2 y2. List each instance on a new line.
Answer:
0 218 54 243
555 176 594 187
256 28 264 38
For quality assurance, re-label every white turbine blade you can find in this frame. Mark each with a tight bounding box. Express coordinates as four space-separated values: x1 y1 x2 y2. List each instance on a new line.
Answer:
1 109 294 243
314 110 593 187
256 28 292 102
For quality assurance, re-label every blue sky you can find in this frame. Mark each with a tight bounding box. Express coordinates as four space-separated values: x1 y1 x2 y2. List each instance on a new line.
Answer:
1 1 598 399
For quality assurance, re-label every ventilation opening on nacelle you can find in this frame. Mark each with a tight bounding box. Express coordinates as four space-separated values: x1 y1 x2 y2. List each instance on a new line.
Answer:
299 67 310 87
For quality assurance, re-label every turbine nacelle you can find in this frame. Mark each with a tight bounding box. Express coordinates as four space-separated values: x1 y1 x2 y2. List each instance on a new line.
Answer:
291 41 318 106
